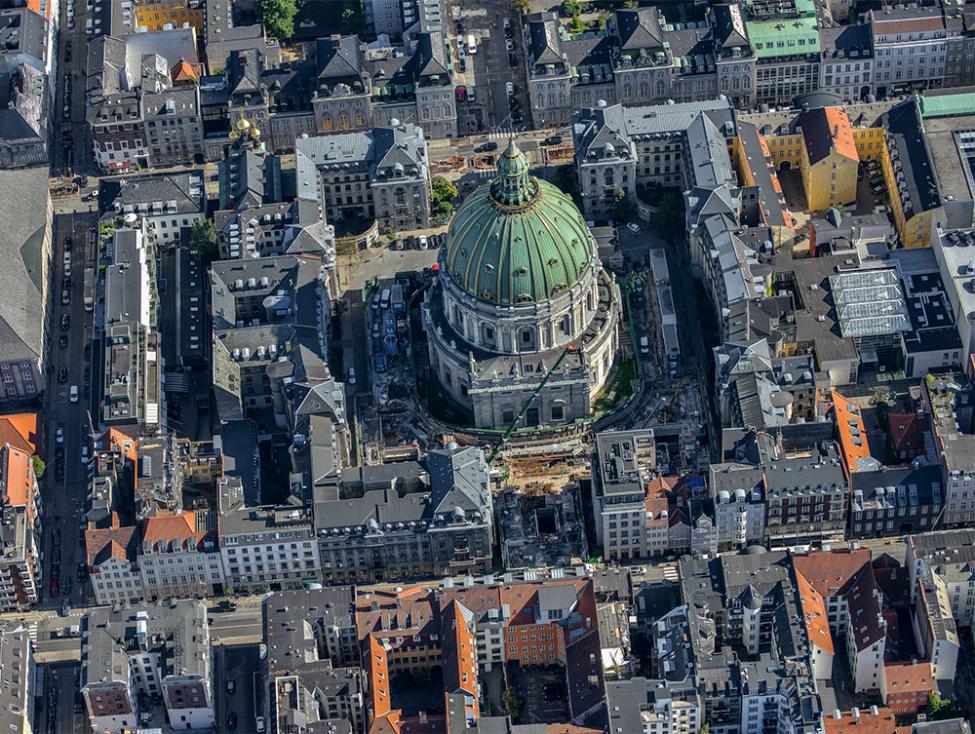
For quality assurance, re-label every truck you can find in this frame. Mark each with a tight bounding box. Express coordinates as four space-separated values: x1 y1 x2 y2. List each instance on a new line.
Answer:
83 267 95 312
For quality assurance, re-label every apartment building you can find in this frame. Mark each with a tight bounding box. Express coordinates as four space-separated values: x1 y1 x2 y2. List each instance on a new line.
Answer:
86 29 203 170
923 372 975 527
0 441 41 610
763 442 848 545
313 447 494 583
742 0 820 104
572 98 736 217
219 505 320 591
139 510 223 600
0 623 35 734
709 461 764 551
263 588 362 732
85 515 144 605
81 601 214 732
591 429 658 561
295 121 431 232
869 8 948 98
100 171 206 246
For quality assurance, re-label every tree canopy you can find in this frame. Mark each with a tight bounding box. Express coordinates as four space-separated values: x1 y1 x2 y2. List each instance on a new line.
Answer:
257 0 297 40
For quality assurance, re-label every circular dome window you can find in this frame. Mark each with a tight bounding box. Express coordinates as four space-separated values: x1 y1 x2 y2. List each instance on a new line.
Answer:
484 263 494 272
516 266 528 276
548 258 558 267
517 294 533 303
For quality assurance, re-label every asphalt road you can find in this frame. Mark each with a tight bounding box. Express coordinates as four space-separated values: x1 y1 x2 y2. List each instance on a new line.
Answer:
454 0 530 133
52 0 95 178
215 644 263 734
42 211 99 607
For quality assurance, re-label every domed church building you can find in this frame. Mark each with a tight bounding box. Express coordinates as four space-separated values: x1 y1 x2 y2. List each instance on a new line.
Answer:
422 141 621 430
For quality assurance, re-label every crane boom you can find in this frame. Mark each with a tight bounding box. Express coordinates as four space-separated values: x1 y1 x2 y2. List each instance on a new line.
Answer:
488 344 577 465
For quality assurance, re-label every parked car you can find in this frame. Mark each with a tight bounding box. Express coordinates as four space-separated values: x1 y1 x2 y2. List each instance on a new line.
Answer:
347 368 356 385
544 134 563 146
60 313 70 331
58 367 68 383
50 579 59 597
69 385 79 403
227 679 236 694
55 426 64 444
505 81 514 96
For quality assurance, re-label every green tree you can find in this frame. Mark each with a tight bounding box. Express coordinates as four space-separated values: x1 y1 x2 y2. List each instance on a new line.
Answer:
257 0 297 40
510 0 531 14
189 218 218 261
927 691 953 720
568 14 585 33
613 188 635 222
622 0 638 7
339 5 362 34
560 0 582 16
698 726 710 734
31 455 45 480
870 385 893 407
501 687 522 719
597 11 610 30
432 175 459 203
431 176 459 222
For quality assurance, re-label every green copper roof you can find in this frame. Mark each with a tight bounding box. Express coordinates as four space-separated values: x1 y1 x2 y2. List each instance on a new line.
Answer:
444 141 593 305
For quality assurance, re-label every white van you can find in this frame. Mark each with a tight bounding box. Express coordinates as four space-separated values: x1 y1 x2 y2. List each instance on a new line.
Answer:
467 34 477 55
69 385 79 403
639 337 650 355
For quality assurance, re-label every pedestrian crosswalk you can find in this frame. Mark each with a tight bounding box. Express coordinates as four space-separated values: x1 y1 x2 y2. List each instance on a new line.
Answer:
486 129 514 140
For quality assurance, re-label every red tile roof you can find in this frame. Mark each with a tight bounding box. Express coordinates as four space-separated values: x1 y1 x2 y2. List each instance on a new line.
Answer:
887 412 928 454
85 519 140 567
792 548 871 597
884 660 932 696
824 708 898 734
795 568 834 654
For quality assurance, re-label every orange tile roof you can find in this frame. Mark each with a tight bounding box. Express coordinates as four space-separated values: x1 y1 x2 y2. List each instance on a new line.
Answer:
0 415 37 454
1 443 33 509
172 58 199 83
142 511 211 551
795 568 834 654
824 708 898 734
792 548 871 598
884 660 932 695
832 390 871 475
364 634 392 723
801 107 859 165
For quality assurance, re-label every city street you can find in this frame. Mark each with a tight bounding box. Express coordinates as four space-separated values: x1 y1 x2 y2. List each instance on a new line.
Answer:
454 0 531 133
51 0 94 178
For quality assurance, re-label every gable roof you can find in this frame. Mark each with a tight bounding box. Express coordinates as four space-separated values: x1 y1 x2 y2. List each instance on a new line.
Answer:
0 414 38 453
798 106 859 166
85 519 141 567
794 568 834 655
615 8 665 51
792 549 872 598
0 166 50 364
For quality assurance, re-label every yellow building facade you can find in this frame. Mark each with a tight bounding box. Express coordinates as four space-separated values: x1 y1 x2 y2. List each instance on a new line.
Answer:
134 0 204 33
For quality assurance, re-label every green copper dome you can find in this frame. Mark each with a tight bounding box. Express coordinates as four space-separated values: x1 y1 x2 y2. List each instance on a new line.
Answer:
444 140 593 305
